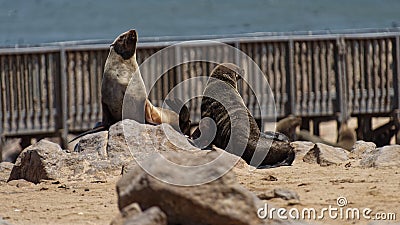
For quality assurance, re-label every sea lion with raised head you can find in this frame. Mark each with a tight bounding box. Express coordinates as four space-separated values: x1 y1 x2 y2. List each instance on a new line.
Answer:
101 29 146 126
69 30 190 143
198 63 295 168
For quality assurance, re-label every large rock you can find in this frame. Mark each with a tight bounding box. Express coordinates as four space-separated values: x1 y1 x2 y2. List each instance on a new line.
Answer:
110 119 198 165
360 145 400 168
72 129 129 176
111 119 206 176
7 139 122 183
8 140 69 184
351 141 376 159
116 150 263 225
303 143 349 166
74 131 108 158
290 141 315 161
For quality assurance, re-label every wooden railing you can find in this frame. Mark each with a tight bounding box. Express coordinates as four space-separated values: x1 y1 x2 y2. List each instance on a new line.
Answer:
1 31 399 146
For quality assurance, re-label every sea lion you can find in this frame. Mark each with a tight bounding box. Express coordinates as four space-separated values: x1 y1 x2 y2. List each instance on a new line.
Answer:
101 29 146 126
337 122 356 150
276 115 302 141
296 122 356 151
69 30 190 143
199 63 295 168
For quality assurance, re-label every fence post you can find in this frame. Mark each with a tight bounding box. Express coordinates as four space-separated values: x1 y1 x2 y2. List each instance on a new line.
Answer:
336 37 348 125
174 45 182 100
288 39 296 116
60 47 69 148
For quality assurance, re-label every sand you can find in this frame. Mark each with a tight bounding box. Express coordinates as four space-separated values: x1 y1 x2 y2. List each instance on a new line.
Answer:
0 120 399 225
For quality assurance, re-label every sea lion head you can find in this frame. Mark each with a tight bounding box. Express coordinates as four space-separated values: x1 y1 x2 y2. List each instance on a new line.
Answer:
210 63 244 89
111 29 138 60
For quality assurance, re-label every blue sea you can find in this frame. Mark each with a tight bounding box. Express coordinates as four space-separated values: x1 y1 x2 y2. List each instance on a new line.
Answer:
1 0 400 46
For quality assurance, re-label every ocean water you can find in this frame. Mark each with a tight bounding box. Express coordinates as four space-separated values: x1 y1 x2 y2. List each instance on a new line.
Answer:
1 0 400 46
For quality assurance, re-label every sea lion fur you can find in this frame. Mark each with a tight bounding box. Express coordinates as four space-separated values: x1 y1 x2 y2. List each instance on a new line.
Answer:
199 63 295 167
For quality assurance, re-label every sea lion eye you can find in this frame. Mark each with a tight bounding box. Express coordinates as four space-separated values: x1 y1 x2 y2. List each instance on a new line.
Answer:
235 73 241 80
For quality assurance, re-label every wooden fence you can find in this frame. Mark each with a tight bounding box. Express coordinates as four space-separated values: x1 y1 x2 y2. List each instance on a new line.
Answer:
1 31 400 147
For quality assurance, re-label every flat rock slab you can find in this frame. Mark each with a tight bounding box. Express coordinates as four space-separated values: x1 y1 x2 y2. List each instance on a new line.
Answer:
303 143 349 166
360 145 400 168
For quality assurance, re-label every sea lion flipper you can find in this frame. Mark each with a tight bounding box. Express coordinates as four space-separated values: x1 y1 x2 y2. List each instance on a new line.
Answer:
145 99 162 125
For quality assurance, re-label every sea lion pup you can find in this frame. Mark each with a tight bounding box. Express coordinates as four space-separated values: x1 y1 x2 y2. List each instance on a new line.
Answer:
69 30 190 143
199 63 295 168
276 115 302 141
337 122 356 151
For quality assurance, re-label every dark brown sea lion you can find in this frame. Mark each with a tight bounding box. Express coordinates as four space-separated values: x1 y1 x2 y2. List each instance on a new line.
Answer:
276 115 302 141
199 63 295 168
